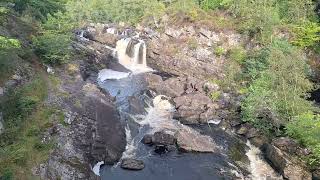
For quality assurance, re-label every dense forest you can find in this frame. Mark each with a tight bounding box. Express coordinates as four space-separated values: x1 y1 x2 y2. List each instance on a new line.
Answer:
1 0 320 179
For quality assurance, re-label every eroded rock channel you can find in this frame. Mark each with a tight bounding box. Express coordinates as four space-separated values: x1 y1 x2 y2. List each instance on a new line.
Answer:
79 24 283 180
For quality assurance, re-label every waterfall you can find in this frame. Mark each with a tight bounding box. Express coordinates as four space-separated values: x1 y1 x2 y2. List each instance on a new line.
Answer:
246 141 283 180
115 38 151 73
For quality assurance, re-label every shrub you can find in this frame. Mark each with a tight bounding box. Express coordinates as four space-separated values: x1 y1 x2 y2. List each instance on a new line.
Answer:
292 22 320 48
199 0 232 10
214 46 225 56
210 91 221 100
241 40 314 132
287 112 320 168
33 31 72 65
228 47 246 64
12 0 66 21
0 36 21 49
0 169 13 180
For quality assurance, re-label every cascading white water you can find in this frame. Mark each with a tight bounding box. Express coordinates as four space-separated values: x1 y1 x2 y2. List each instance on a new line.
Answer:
246 141 283 180
115 38 151 73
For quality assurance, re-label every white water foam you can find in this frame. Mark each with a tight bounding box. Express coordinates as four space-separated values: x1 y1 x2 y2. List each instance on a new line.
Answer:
121 125 137 159
98 69 131 82
92 161 104 176
246 141 283 180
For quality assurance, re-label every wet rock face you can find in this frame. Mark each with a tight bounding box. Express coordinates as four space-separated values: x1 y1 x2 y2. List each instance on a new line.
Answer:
80 83 126 164
121 159 145 171
42 65 126 180
262 144 312 180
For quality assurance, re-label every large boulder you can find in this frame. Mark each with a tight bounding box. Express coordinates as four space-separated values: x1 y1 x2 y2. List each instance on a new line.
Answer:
152 130 176 145
42 82 126 179
121 159 145 171
272 137 299 155
173 93 216 124
80 83 126 164
262 144 312 180
176 129 217 153
149 77 186 98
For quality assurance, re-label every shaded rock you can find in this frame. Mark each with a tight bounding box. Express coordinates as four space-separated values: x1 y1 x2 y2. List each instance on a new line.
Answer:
250 135 269 149
176 129 216 153
128 96 145 115
236 123 251 135
262 144 312 180
272 137 299 155
185 76 204 93
296 147 312 156
0 87 3 96
121 159 145 171
156 77 186 98
313 169 320 180
230 118 242 127
154 145 168 154
0 112 3 135
173 92 215 124
152 130 176 145
245 128 259 139
81 83 126 164
141 134 153 145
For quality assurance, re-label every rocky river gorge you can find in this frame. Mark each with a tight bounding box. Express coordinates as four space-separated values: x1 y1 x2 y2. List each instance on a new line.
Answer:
30 23 315 180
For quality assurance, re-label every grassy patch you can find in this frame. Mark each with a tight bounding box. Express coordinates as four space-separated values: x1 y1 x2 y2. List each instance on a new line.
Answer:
0 75 58 179
210 91 221 101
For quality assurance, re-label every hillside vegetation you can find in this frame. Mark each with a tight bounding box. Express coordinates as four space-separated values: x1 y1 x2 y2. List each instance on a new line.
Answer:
1 0 320 179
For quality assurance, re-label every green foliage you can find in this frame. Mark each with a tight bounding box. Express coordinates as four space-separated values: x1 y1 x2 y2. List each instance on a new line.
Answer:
0 76 58 178
198 0 317 43
214 46 225 56
33 31 71 65
0 36 20 49
200 0 231 10
12 0 66 21
228 47 246 64
61 0 165 25
210 91 221 100
292 22 320 48
0 169 13 180
0 7 9 15
287 112 320 168
1 77 47 133
278 0 315 23
241 40 314 131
